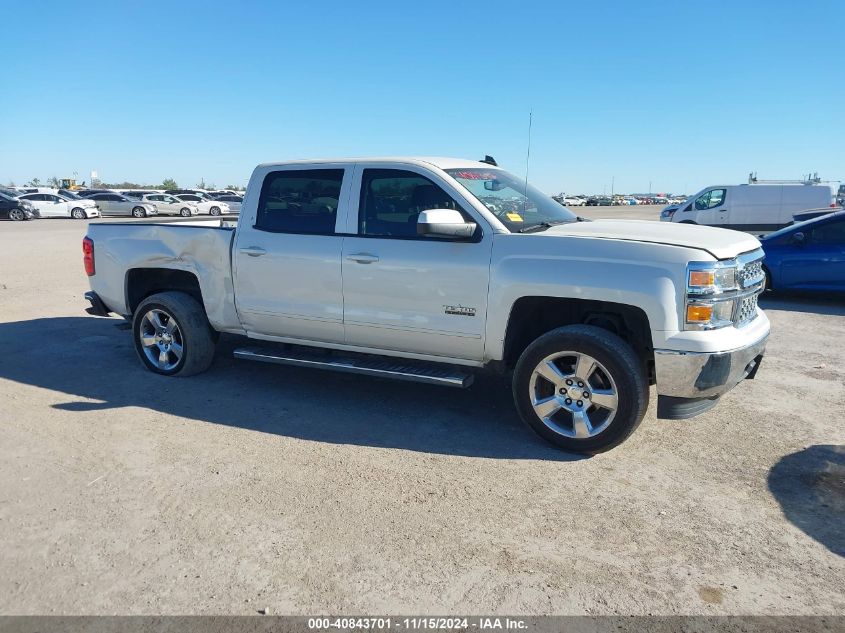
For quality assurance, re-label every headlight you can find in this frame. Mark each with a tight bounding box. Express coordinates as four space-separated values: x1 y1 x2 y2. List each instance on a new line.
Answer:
684 253 764 330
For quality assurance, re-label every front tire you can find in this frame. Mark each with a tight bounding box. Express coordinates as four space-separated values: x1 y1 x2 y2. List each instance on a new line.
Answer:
132 291 216 377
209 206 221 216
8 208 27 221
71 207 87 219
132 206 146 218
180 208 192 217
512 324 648 453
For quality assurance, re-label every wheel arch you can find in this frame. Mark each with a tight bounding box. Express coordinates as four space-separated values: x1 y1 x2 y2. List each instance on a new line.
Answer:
125 268 205 316
501 296 655 383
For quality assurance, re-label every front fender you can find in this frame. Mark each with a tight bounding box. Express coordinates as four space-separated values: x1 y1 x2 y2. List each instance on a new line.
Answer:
484 234 702 360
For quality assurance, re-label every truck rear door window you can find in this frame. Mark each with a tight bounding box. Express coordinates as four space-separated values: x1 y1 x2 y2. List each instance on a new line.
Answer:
256 169 344 235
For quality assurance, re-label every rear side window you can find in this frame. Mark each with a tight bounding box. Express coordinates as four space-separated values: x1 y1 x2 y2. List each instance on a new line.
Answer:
256 169 344 234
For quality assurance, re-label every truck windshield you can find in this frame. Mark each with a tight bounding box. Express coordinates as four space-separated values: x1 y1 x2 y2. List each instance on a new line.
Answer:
446 168 577 232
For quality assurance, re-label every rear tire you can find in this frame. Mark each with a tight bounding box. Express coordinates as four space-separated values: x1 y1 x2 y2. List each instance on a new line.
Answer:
132 291 216 377
512 324 648 453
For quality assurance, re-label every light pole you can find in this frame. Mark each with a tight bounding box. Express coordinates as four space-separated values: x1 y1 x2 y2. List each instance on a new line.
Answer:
611 176 615 199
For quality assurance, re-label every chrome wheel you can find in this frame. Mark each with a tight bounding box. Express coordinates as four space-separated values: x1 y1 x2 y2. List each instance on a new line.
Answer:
71 208 86 219
209 206 221 216
138 308 184 371
9 208 26 221
180 208 191 217
528 351 618 439
132 207 145 218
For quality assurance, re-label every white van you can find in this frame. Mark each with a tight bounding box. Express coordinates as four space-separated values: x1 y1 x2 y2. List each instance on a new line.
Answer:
661 184 833 231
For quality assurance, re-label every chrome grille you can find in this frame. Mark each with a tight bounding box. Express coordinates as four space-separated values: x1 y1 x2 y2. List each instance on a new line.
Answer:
737 258 764 288
735 293 759 325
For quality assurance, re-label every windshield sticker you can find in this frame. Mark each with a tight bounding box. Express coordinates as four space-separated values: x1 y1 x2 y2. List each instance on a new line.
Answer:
506 213 524 222
452 171 500 180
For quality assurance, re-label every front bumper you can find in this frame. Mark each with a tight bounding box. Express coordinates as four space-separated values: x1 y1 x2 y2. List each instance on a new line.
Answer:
655 330 768 399
653 330 767 420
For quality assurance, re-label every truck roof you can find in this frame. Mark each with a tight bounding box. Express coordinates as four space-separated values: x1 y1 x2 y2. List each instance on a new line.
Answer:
254 157 495 170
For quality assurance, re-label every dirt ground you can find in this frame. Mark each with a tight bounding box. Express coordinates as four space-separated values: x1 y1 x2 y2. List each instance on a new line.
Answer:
0 207 843 615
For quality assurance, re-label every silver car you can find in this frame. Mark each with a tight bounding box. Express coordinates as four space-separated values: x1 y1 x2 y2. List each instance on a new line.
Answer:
87 193 158 218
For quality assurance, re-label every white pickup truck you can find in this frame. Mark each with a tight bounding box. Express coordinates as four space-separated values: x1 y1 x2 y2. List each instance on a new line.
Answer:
83 157 769 452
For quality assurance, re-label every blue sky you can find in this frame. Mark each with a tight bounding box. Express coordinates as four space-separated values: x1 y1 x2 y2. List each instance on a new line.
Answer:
1 0 843 195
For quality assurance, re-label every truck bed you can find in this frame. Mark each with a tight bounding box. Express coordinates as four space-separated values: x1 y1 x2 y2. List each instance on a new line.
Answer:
86 221 242 332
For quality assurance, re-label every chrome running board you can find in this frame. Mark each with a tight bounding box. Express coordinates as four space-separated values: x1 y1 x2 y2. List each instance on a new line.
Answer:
234 346 474 388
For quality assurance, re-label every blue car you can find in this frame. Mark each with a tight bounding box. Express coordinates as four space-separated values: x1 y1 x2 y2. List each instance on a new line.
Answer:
759 210 845 292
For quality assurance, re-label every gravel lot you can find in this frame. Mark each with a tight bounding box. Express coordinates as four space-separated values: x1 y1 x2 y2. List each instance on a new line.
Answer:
0 207 843 615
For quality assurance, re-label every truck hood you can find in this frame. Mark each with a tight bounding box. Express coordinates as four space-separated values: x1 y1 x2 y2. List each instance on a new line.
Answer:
542 219 761 260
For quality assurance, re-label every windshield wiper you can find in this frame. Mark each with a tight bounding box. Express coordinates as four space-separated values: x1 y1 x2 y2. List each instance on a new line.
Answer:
517 219 574 233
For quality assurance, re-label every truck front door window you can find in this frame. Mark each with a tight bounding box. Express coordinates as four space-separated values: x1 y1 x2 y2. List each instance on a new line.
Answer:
256 169 344 235
359 169 467 238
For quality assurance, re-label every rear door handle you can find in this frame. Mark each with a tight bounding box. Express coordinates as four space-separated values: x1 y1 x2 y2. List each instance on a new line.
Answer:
346 253 379 264
240 246 266 257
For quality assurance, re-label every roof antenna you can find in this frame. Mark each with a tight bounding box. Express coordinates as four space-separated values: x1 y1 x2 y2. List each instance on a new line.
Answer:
524 109 533 209
480 155 497 166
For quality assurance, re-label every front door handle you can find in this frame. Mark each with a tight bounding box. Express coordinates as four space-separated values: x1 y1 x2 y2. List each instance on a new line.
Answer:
346 253 379 264
240 246 267 257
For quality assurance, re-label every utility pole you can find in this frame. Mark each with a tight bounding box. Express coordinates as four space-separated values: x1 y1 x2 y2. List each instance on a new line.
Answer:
611 176 615 199
649 180 652 195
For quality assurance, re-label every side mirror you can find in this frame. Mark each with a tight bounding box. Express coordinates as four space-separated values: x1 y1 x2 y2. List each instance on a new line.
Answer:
791 231 806 246
417 208 477 238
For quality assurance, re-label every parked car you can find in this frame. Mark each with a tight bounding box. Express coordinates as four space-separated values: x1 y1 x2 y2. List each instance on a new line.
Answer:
58 189 91 200
562 196 584 207
213 194 243 212
140 194 200 217
173 194 232 216
164 189 211 199
663 184 835 230
759 210 845 292
791 208 837 224
659 204 680 221
83 156 769 454
14 187 58 195
86 192 158 218
0 191 38 220
122 190 160 200
586 196 612 206
18 192 100 219
77 189 112 197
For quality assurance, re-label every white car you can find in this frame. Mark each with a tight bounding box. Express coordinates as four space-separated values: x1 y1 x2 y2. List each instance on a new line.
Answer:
213 194 243 213
18 192 100 219
562 197 584 207
173 194 232 216
140 194 200 217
